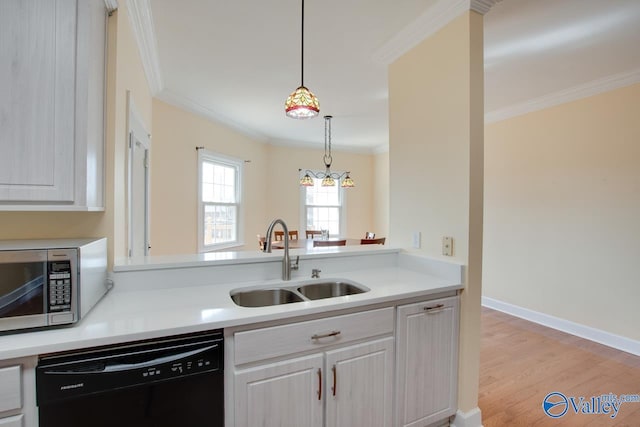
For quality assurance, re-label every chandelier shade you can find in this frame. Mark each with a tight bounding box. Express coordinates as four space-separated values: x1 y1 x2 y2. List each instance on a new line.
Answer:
299 115 355 188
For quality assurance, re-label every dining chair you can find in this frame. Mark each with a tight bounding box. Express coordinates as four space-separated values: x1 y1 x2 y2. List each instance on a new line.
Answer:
313 239 346 247
360 237 386 245
365 231 375 239
306 230 322 239
288 230 299 240
274 231 285 241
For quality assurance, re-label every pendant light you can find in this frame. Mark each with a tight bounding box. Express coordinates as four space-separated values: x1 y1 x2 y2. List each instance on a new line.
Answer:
299 116 355 187
285 0 320 119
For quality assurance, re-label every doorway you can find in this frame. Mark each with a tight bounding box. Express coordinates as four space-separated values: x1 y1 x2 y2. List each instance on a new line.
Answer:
127 94 151 257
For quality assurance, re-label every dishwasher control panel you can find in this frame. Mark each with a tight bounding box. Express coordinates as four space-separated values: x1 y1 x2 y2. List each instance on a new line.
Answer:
36 330 224 405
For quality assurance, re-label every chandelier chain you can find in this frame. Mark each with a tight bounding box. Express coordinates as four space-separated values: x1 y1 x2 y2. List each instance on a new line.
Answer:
324 115 333 167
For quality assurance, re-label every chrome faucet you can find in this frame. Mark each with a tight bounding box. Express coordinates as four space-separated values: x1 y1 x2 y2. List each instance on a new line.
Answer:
265 218 299 281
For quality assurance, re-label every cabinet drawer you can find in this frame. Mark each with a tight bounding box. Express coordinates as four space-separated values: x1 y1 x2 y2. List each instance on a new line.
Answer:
0 366 21 413
0 415 23 427
235 307 394 365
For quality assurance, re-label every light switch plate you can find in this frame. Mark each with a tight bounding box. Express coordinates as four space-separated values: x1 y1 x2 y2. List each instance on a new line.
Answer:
412 232 421 249
442 236 453 256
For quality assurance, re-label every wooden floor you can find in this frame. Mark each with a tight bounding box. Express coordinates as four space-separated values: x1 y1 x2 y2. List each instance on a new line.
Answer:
479 307 640 426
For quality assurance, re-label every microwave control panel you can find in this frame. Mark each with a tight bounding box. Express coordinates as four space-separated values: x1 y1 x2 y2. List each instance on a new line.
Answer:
48 260 72 312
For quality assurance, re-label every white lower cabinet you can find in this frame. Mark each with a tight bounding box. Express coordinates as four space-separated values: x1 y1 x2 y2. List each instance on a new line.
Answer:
325 338 394 427
0 357 37 427
235 353 324 427
395 296 460 427
233 307 395 427
0 415 23 427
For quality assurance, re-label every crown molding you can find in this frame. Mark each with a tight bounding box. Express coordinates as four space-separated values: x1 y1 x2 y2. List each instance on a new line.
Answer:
267 138 376 155
485 68 640 124
372 0 501 66
156 89 269 142
372 143 389 155
470 0 503 15
104 0 118 13
127 0 163 95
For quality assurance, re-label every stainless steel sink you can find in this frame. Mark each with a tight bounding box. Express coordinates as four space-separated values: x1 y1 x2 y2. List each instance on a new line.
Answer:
230 288 305 307
297 281 368 300
230 279 369 307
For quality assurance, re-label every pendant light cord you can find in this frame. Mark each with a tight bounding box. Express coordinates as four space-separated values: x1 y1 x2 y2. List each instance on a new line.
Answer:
301 0 305 87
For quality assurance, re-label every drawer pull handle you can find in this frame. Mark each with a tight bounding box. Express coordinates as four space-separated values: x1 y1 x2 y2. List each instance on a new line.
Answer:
332 365 337 396
317 368 322 400
423 304 444 311
311 330 341 340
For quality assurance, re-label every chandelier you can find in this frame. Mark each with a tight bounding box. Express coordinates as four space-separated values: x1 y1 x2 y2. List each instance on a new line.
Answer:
284 0 320 119
299 116 355 188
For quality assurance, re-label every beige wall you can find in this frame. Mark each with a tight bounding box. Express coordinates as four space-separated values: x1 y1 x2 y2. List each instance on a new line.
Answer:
484 82 640 341
389 11 484 413
373 151 390 237
266 145 375 239
150 99 270 255
113 0 154 261
150 100 377 255
0 0 152 267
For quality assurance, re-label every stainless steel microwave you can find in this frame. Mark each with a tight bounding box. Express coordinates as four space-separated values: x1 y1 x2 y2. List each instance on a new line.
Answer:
0 238 108 333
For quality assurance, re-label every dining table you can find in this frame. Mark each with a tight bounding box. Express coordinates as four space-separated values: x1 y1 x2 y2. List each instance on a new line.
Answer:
270 238 361 250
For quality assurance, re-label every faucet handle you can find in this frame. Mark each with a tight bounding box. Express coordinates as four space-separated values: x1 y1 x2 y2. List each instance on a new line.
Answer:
291 256 300 270
311 268 321 278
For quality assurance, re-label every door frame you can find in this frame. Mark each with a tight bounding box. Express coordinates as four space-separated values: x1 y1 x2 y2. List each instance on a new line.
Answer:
126 92 151 257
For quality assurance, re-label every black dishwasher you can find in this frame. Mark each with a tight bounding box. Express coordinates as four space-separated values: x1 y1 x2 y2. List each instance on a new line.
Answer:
36 330 224 427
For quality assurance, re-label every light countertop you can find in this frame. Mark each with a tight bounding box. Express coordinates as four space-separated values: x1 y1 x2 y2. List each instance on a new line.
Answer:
0 252 463 361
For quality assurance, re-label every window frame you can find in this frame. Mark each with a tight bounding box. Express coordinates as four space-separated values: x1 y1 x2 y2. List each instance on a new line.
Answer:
299 170 348 238
197 149 244 252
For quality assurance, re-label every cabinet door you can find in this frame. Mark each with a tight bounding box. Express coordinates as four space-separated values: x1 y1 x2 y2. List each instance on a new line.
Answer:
234 354 323 427
325 337 394 427
396 296 459 427
0 415 24 427
0 0 77 202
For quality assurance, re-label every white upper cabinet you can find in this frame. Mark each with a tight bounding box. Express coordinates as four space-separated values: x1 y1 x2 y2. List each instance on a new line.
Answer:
0 0 108 210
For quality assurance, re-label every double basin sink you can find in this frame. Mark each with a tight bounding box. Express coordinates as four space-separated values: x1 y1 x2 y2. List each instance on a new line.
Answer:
231 279 369 307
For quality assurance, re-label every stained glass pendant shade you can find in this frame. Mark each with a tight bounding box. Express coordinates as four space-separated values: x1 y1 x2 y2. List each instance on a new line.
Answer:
285 86 320 119
285 0 319 119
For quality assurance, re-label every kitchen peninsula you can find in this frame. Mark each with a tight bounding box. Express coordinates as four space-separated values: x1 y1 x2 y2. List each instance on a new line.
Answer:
0 246 463 427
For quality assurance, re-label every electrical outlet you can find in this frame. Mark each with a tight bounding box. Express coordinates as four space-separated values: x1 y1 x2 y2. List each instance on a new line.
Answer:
412 232 421 249
442 236 453 256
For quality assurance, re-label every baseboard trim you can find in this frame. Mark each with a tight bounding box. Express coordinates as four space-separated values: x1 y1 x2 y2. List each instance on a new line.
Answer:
482 296 640 356
450 407 483 427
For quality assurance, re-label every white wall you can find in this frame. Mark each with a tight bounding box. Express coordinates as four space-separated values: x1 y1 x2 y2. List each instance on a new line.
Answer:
483 82 640 341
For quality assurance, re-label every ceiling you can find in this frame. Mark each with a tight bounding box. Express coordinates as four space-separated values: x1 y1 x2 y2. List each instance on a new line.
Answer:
141 0 640 152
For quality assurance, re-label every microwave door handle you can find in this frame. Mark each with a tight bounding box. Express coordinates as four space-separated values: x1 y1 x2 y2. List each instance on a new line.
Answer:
101 344 219 373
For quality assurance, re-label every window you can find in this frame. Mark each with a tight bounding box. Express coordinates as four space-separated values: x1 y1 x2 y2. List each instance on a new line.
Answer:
198 150 243 252
301 173 346 237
